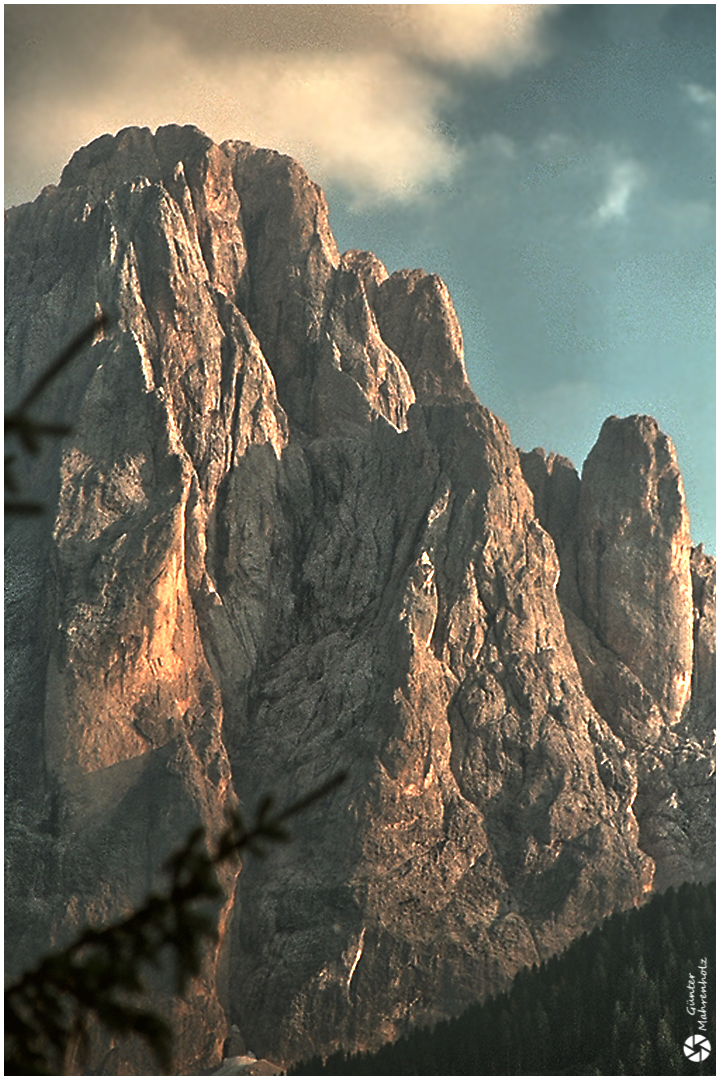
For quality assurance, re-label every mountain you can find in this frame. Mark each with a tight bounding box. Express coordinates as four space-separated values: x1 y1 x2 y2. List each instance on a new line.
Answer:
4 125 715 1074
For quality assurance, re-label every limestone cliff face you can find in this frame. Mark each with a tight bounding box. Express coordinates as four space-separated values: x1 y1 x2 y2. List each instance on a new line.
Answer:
5 125 715 1071
520 432 715 893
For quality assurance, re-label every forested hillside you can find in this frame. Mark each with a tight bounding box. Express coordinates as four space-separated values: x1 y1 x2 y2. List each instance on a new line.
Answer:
293 881 715 1075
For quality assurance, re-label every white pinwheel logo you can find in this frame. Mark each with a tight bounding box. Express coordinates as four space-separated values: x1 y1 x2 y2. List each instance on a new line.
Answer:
684 1035 712 1062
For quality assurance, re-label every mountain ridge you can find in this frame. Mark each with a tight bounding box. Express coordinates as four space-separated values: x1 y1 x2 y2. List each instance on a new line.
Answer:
5 124 715 1073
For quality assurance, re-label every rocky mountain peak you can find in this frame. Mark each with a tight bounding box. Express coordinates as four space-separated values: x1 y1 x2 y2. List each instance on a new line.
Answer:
5 126 714 1073
53 124 476 434
578 414 694 722
60 124 212 196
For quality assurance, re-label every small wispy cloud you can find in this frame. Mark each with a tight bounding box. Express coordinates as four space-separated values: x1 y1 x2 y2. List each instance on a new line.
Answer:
683 83 716 110
681 82 715 137
593 160 645 224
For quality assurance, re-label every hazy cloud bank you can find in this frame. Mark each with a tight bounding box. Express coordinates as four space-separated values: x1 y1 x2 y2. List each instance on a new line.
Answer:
5 4 553 206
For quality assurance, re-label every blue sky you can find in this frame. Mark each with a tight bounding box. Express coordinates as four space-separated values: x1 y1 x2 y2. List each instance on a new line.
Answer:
323 5 716 550
5 4 715 548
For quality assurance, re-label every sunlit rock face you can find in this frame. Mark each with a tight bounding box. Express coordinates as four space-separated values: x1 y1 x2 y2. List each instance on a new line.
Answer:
577 414 694 724
521 431 714 895
5 125 715 1072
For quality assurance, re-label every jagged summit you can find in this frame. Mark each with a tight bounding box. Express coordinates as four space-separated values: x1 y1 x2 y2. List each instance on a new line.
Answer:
43 123 474 437
5 127 715 1074
59 124 218 191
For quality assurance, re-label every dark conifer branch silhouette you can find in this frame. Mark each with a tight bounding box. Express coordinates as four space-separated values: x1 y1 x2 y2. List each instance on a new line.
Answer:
4 312 107 514
5 771 347 1075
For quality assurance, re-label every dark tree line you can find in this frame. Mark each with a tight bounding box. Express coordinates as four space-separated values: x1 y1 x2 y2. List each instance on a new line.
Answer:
292 880 715 1076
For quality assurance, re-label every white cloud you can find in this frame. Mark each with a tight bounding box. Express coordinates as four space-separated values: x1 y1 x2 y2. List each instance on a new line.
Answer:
22 40 460 205
212 51 461 203
681 82 715 137
392 4 552 70
683 83 716 110
593 160 645 224
6 5 554 207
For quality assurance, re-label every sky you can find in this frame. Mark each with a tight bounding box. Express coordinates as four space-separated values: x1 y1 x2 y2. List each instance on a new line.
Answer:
5 4 716 550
